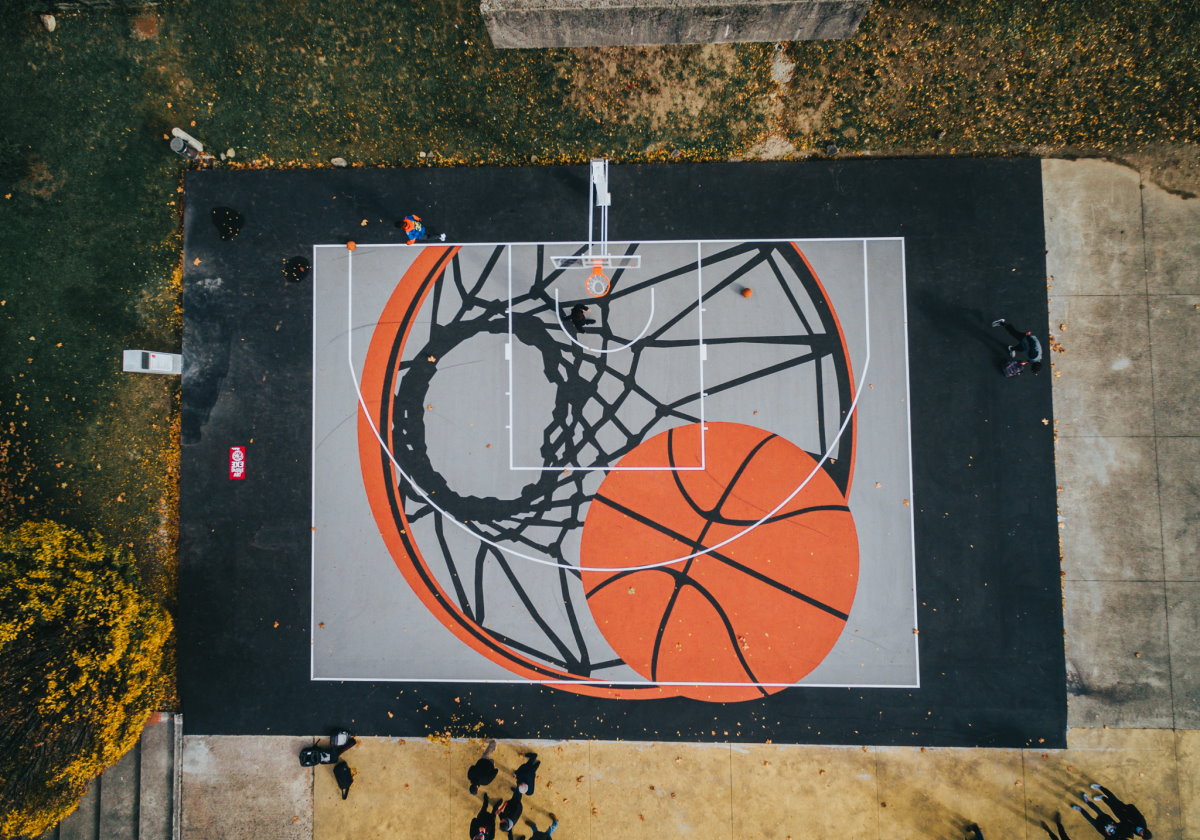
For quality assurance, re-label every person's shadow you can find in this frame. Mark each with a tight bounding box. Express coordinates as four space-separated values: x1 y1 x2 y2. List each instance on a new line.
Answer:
911 288 1011 372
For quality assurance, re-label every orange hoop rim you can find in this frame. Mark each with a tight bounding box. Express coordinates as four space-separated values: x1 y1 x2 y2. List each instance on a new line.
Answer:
586 262 610 298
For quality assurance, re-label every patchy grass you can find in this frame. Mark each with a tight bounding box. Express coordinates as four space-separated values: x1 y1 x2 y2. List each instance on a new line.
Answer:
777 0 1199 165
0 0 1195 720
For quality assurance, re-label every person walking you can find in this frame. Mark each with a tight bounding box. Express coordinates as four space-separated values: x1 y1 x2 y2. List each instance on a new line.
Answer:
1072 791 1122 837
1090 784 1152 838
468 739 499 794
514 752 540 795
965 823 985 840
396 213 446 244
496 786 524 833
991 318 1043 373
470 793 499 840
1041 813 1073 840
567 304 595 334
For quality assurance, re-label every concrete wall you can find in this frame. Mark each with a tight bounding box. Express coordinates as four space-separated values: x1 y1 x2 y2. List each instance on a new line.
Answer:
481 0 871 48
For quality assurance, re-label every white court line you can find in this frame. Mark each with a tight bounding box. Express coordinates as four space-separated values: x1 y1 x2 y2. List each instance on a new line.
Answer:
506 245 515 473
551 288 657 354
314 236 904 249
509 250 702 472
897 237 921 687
347 245 872 575
319 674 919 688
309 242 319 680
697 240 706 470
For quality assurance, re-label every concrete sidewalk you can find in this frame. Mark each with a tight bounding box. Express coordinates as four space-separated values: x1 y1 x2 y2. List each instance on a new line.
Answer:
179 158 1200 840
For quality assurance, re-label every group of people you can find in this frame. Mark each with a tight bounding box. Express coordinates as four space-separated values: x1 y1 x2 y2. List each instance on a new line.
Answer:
966 783 1150 839
467 740 558 840
1057 784 1151 839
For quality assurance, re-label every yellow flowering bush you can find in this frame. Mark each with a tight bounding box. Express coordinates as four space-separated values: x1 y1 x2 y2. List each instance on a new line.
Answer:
0 521 172 839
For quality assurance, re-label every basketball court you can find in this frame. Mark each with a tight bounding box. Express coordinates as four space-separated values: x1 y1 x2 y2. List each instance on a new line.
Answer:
180 160 1064 745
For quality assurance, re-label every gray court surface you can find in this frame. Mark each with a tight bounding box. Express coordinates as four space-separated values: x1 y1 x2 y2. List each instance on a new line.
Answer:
311 239 917 688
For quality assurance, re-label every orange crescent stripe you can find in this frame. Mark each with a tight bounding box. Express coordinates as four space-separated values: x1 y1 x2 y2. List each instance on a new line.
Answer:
790 242 858 498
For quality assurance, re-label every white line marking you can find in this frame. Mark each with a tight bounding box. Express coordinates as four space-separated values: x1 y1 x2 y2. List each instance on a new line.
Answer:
347 243 871 574
551 288 656 354
507 246 515 473
309 241 319 680
896 237 921 685
509 250 702 471
314 236 905 249
312 674 920 688
696 241 706 470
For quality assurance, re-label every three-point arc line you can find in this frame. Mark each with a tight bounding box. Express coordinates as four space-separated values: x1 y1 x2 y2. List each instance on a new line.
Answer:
550 288 657 354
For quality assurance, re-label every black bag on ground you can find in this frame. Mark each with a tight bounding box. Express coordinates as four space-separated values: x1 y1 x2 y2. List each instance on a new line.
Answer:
299 745 337 767
330 729 357 753
333 760 354 800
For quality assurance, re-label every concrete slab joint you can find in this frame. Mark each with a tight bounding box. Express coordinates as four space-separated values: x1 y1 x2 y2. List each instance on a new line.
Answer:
481 0 872 47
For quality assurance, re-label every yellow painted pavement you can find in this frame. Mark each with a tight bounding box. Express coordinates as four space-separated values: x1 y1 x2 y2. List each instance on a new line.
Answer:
313 729 1192 840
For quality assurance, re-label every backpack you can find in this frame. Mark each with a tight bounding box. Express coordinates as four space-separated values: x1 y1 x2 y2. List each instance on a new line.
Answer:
333 760 354 800
298 746 336 767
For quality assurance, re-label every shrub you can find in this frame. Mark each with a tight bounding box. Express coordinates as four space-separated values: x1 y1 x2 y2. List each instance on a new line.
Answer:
0 521 172 839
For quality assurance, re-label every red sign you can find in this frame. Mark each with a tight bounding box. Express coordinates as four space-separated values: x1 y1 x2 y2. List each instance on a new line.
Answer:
229 446 247 480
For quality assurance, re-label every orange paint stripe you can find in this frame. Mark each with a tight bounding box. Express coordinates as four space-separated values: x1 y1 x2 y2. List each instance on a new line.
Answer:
790 242 858 498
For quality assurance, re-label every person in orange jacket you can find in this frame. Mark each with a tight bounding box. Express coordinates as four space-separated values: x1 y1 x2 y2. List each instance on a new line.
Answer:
396 213 446 244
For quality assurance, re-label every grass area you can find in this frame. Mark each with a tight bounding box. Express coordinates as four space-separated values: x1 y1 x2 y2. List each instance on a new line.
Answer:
782 0 1199 160
0 0 1195 709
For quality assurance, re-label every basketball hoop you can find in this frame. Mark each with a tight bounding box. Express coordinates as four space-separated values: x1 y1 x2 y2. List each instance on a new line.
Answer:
548 159 640 299
586 262 610 297
551 253 639 298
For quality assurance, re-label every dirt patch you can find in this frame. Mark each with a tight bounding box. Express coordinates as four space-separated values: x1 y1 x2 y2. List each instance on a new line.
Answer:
17 158 61 200
564 44 744 131
792 91 840 136
744 132 797 161
770 47 795 87
132 13 160 40
1121 143 1200 198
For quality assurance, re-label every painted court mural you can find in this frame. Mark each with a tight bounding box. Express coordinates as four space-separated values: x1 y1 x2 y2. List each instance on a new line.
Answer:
313 239 916 699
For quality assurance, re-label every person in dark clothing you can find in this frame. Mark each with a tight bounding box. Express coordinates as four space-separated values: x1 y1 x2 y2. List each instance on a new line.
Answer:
514 752 540 795
1042 813 1073 840
567 304 595 334
1072 792 1122 837
470 793 499 840
496 786 524 832
468 739 498 795
1090 784 1152 838
992 318 1044 373
965 823 985 840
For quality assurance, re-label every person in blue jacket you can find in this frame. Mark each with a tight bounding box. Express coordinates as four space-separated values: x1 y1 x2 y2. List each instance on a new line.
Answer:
992 317 1043 373
396 213 447 244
